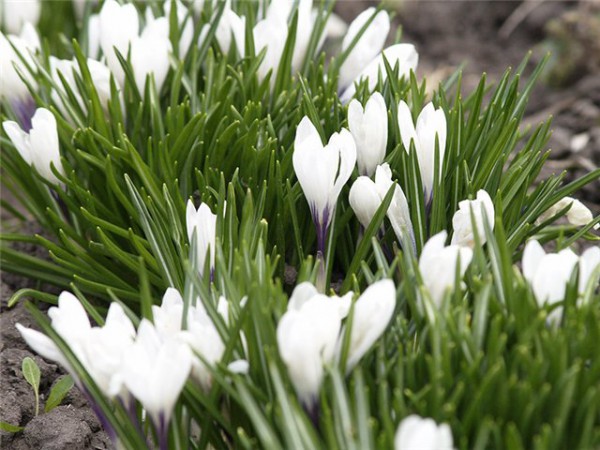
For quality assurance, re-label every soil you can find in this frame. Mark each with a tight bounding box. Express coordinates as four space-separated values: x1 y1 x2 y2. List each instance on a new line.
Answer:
0 224 113 450
1 1 599 449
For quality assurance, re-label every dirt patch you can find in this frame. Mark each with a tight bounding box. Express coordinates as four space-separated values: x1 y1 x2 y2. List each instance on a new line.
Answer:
0 228 113 450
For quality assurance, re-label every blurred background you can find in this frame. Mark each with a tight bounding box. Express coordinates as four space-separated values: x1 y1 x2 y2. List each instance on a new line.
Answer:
336 0 600 215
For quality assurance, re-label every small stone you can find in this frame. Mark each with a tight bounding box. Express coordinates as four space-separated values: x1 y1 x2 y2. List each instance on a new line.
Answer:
570 133 590 153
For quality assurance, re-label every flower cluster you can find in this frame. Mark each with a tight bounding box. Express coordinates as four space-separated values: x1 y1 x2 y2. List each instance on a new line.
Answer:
2 0 599 448
17 288 245 446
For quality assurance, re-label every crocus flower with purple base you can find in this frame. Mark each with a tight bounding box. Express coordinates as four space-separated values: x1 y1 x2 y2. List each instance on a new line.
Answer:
122 319 192 450
278 279 397 417
1 22 40 125
293 116 356 289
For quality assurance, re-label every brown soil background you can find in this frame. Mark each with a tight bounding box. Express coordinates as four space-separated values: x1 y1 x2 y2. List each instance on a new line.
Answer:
1 1 599 449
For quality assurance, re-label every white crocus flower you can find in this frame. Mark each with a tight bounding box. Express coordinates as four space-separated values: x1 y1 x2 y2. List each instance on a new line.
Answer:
16 325 71 372
79 303 135 399
450 190 495 247
373 164 413 247
293 116 357 250
288 281 353 319
152 287 187 339
340 43 418 104
181 297 228 390
3 108 65 184
99 0 139 86
338 8 390 90
348 92 388 177
0 22 40 102
350 164 413 247
264 0 314 72
522 240 600 322
253 16 288 84
164 0 194 57
99 0 171 93
2 0 41 34
86 14 101 59
398 101 447 200
16 291 94 382
536 196 599 230
341 279 396 372
419 231 473 308
186 200 218 276
50 57 116 116
122 319 192 429
348 176 382 230
215 7 246 57
129 23 172 93
394 415 454 450
277 285 348 406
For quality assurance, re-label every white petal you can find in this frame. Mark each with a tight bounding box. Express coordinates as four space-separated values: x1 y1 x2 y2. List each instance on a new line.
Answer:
29 107 63 183
349 176 381 229
338 8 390 89
3 120 32 164
522 240 545 283
343 279 395 372
397 100 418 154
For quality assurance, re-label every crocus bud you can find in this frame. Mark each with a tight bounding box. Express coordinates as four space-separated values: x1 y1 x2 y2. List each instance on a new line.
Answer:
522 240 600 323
215 7 246 57
348 176 381 229
340 43 418 103
375 164 413 247
99 0 139 86
348 92 388 177
338 8 390 90
349 164 413 248
0 22 40 103
398 101 447 200
277 284 349 406
394 415 454 450
181 299 227 390
293 116 357 242
419 231 473 307
186 200 218 276
342 279 396 372
130 24 172 93
253 16 288 84
450 190 495 247
2 0 41 34
80 302 135 399
3 108 65 184
122 319 192 428
536 196 599 230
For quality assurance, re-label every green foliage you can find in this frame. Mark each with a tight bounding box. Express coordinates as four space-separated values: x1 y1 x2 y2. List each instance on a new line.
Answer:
1 0 599 449
45 375 75 413
22 356 41 417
